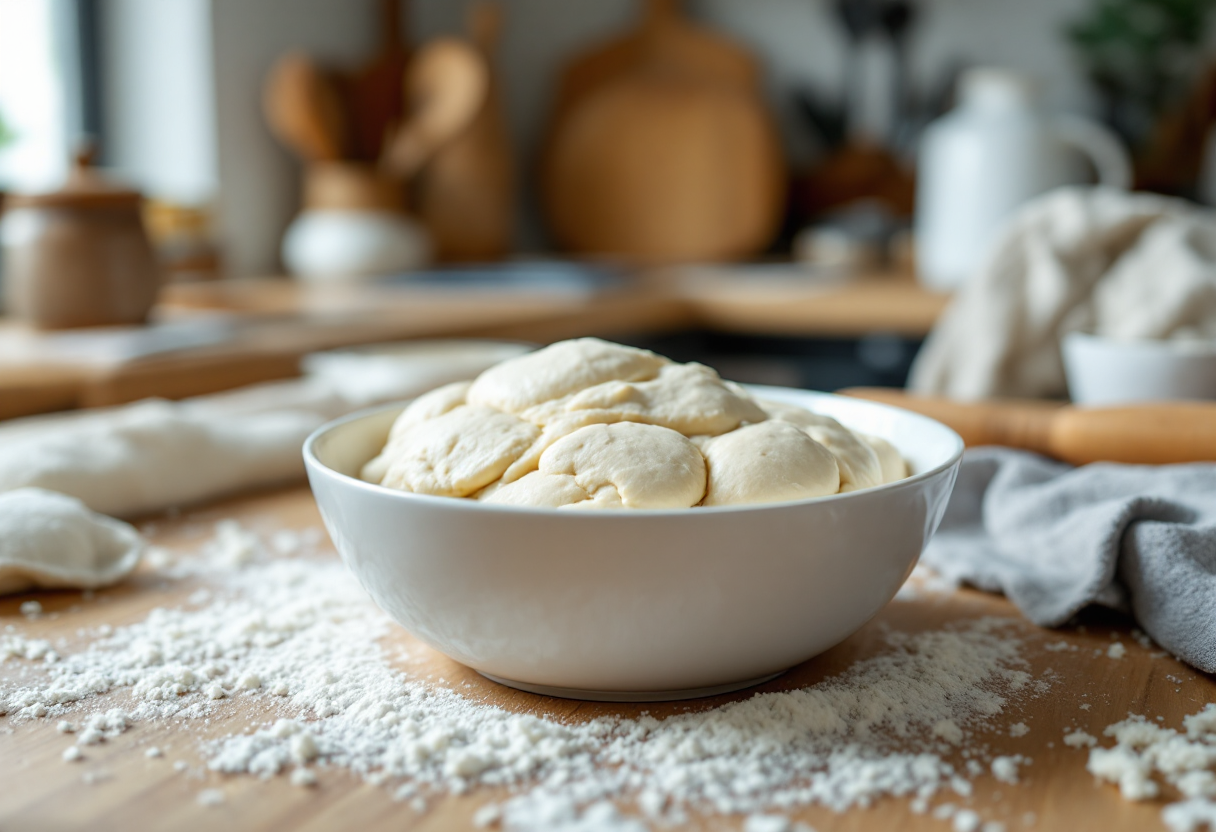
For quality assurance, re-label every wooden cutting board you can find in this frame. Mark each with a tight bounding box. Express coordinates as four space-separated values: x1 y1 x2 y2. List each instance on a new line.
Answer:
540 0 784 262
1 484 1206 830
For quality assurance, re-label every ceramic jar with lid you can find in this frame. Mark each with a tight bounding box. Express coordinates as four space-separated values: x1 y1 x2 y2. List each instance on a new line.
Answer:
1 151 161 328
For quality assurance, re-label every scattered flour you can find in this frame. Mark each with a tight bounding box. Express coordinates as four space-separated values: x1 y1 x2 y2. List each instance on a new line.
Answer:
1063 730 1097 749
991 755 1026 785
1009 723 1029 738
1107 643 1127 660
0 521 1046 830
1087 705 1216 829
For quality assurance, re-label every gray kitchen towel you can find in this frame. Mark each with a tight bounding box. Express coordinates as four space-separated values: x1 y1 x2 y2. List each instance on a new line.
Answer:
924 447 1216 674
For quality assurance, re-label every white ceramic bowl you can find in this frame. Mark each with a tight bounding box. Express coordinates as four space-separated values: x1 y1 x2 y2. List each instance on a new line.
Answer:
304 387 964 701
1063 332 1216 406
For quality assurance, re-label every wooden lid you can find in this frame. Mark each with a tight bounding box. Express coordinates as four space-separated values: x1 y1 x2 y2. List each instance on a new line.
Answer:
6 147 143 209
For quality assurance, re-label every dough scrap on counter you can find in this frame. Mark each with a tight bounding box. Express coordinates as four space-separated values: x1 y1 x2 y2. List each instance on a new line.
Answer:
760 400 884 491
466 338 667 415
485 422 706 510
700 421 840 506
0 488 145 595
377 406 540 497
362 381 473 482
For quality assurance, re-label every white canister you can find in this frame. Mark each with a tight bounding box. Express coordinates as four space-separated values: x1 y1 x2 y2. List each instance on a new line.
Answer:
915 69 1131 292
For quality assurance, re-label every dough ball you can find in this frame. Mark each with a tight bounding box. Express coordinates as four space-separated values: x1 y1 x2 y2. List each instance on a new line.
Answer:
486 422 706 509
377 405 540 497
861 433 909 483
479 471 590 508
498 409 628 484
389 381 472 440
559 363 768 436
760 399 883 490
362 381 473 482
0 488 144 595
700 421 840 506
467 338 667 415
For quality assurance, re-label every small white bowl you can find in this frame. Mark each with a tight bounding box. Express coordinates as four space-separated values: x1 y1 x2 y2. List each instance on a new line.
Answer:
304 387 963 701
1063 333 1216 406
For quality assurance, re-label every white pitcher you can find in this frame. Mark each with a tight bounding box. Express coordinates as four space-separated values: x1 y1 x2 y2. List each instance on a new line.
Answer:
915 68 1131 291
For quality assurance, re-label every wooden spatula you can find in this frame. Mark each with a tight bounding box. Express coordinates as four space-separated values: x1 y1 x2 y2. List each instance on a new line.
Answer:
263 52 347 162
379 39 488 180
841 388 1216 466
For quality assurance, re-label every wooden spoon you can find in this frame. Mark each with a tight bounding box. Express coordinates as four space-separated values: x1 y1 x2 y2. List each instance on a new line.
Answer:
263 52 347 162
380 39 488 180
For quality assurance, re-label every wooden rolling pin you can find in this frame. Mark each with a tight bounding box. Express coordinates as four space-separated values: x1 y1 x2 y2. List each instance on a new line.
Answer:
841 387 1216 466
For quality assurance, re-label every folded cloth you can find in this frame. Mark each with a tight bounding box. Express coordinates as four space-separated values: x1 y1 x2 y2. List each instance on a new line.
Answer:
925 446 1216 673
0 341 530 518
910 186 1216 400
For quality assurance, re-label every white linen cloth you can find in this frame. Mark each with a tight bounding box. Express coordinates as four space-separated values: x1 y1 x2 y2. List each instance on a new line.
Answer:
909 187 1216 400
0 341 530 518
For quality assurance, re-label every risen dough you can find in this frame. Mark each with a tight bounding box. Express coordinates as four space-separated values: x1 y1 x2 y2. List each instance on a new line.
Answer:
378 405 540 497
388 381 471 439
498 364 763 482
700 421 840 506
553 363 767 436
862 433 909 483
760 400 883 491
467 338 667 415
362 381 473 482
485 422 706 510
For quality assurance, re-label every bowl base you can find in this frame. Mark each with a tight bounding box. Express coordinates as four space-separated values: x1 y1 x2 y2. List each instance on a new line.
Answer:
477 670 786 702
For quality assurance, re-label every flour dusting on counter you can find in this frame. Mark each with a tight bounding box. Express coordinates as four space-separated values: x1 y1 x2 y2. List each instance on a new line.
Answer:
0 522 1044 829
1085 704 1216 831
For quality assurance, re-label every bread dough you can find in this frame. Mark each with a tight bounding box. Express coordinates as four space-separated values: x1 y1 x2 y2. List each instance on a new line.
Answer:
377 405 540 497
480 471 590 508
466 338 667 415
556 363 768 436
499 360 762 482
0 488 144 595
862 433 909 483
388 381 472 440
700 421 840 506
760 399 883 490
362 381 472 482
498 409 628 484
485 422 706 509
360 340 905 508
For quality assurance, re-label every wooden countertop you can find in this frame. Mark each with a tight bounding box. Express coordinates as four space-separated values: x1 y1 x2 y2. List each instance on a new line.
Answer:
1 485 1205 831
0 266 949 420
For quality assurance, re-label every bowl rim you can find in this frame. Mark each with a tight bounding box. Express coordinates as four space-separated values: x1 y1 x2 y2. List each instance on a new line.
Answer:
1063 331 1216 356
303 387 965 518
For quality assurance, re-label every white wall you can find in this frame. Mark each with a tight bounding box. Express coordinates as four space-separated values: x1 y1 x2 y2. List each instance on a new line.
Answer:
209 0 380 276
102 0 217 203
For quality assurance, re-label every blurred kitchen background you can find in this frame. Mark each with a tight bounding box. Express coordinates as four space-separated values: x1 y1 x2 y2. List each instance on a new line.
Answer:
2 0 1216 417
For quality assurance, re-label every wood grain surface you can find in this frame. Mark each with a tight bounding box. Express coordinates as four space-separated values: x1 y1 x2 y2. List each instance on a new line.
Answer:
1 485 1205 831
